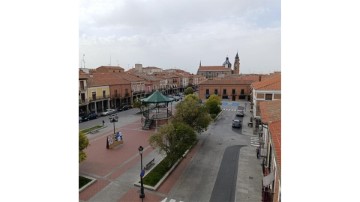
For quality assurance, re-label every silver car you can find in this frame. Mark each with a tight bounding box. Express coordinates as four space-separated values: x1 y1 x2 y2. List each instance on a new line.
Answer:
101 109 116 116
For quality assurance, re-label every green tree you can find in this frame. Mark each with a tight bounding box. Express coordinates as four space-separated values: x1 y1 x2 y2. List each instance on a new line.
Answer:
149 122 196 164
173 94 211 133
184 86 194 95
205 94 222 117
133 98 146 112
79 132 89 162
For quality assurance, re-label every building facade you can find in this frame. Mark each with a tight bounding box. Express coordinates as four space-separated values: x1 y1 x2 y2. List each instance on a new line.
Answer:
197 53 240 79
198 79 253 100
251 73 281 118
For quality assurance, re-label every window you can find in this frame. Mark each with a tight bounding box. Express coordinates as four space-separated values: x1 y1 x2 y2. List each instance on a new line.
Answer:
81 93 85 102
223 89 227 95
232 89 235 94
206 89 209 94
265 94 272 100
115 90 118 97
240 89 244 95
80 81 85 90
103 90 106 98
92 92 96 100
214 89 218 95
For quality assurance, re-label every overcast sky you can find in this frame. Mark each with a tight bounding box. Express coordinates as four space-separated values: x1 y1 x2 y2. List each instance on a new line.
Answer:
79 0 280 74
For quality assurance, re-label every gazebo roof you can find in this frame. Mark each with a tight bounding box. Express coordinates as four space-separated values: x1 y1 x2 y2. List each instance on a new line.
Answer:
141 90 173 103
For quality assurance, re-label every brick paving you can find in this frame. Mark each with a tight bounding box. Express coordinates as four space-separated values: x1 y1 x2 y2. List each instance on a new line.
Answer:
79 113 203 202
79 119 157 201
117 188 163 202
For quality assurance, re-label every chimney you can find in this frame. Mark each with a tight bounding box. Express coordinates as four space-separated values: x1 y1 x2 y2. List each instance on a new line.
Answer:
259 75 262 81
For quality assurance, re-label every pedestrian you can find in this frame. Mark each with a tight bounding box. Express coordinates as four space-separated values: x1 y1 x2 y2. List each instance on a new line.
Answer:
102 120 105 126
256 147 260 159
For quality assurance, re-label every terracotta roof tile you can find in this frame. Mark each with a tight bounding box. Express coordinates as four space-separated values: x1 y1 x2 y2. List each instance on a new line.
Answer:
269 120 281 171
97 66 124 70
88 73 130 87
259 100 281 123
251 73 281 90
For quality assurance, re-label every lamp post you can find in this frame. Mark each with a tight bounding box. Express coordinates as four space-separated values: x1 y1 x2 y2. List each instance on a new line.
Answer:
109 114 118 134
138 146 145 199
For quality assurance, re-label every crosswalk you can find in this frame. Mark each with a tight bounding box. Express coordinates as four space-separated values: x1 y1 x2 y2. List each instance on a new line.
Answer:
161 197 184 202
221 108 238 112
250 136 260 147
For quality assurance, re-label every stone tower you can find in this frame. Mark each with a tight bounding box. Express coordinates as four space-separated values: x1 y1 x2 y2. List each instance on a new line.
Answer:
234 52 240 75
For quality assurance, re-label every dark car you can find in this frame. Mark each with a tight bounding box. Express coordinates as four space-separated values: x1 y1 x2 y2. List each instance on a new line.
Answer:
121 105 132 111
232 119 242 128
85 112 98 121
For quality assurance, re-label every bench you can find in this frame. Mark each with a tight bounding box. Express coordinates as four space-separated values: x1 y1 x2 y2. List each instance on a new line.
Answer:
145 158 155 170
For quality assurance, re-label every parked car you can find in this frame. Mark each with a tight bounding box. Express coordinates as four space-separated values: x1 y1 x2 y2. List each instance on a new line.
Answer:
232 119 242 128
236 110 245 117
86 112 98 120
120 105 132 111
101 109 117 116
173 96 180 101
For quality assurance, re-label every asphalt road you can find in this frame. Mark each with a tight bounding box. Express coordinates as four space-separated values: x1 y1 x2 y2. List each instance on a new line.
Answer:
166 100 250 202
210 145 243 202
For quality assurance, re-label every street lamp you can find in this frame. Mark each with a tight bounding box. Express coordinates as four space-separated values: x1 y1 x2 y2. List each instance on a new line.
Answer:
109 114 118 134
138 146 145 199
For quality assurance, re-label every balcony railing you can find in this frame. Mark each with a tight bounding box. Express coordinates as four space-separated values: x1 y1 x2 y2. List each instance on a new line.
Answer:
79 99 88 105
89 95 110 101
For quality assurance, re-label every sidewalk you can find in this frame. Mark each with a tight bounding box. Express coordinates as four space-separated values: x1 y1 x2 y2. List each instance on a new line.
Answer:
236 100 263 202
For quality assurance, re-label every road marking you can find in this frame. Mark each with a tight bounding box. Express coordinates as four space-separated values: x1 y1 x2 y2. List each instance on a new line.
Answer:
161 198 184 202
250 136 260 147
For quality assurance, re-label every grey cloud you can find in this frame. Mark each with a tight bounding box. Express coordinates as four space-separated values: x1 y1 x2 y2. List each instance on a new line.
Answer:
79 0 280 74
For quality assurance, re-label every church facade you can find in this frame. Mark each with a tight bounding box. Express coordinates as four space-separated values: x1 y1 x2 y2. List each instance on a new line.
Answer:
197 52 240 79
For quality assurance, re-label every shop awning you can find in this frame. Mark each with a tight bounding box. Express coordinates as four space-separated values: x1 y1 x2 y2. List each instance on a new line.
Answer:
262 172 275 186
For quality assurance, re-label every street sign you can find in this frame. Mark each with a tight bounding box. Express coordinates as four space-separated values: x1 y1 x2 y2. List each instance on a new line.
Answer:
140 169 145 177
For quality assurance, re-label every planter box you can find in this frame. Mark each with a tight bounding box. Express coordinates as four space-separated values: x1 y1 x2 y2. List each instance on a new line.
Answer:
79 175 97 192
133 146 193 191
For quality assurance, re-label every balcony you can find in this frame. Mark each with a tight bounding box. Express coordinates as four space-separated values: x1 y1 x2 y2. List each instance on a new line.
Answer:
112 94 121 98
89 95 110 102
79 99 88 105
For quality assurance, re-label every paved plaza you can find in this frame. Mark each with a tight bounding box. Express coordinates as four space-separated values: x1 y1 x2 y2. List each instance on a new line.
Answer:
80 100 263 202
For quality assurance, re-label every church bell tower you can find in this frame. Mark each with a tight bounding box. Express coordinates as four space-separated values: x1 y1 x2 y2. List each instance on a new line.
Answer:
234 52 240 75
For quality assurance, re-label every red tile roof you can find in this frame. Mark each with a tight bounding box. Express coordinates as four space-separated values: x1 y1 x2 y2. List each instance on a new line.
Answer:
251 73 281 90
259 100 281 123
198 66 231 71
96 66 124 71
269 120 281 171
88 73 130 87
